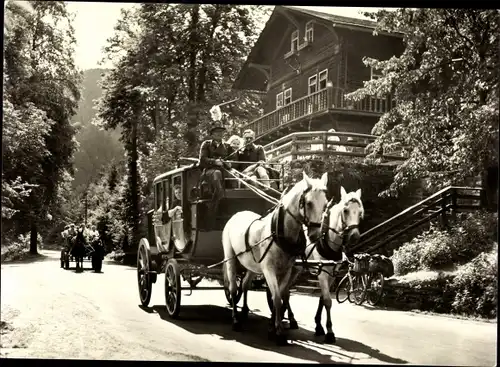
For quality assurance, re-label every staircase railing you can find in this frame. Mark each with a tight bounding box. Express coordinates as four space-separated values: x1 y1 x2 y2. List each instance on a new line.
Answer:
351 186 486 255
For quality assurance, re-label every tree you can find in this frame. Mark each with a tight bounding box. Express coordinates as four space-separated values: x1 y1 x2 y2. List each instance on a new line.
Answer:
346 9 499 206
96 4 270 255
3 0 82 253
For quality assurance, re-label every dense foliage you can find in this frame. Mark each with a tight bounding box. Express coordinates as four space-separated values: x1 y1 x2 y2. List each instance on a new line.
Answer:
2 0 82 252
392 211 497 275
346 9 499 203
386 211 497 318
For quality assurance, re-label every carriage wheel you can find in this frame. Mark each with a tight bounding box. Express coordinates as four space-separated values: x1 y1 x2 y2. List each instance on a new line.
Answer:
137 239 153 307
165 258 181 318
335 275 351 304
222 263 243 306
366 272 385 306
265 286 286 320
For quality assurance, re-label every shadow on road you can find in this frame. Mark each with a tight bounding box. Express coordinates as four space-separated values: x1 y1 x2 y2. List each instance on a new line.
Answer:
140 304 407 364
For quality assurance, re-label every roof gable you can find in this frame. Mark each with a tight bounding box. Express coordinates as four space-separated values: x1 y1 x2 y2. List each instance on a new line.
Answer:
233 6 403 91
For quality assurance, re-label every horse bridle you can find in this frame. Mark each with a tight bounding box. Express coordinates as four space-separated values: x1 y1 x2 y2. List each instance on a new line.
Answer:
319 198 361 250
283 186 327 231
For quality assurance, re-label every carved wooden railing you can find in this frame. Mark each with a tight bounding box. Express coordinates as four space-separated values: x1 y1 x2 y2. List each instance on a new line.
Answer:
263 131 407 163
351 186 487 255
242 87 396 138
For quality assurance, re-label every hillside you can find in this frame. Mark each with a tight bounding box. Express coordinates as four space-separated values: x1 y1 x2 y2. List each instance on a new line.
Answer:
72 68 124 192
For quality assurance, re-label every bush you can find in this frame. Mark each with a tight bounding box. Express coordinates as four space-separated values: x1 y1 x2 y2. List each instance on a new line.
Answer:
449 211 497 265
392 212 497 276
418 228 455 270
392 240 422 276
451 246 498 318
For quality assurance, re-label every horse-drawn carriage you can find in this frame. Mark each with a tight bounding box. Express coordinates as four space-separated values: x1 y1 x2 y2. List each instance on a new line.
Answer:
136 156 378 345
60 233 104 272
137 160 284 317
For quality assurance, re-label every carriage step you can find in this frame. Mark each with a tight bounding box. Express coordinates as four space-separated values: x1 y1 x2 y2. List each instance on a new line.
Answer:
295 285 321 294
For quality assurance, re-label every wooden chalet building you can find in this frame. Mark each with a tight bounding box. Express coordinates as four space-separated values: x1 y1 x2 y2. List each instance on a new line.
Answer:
233 6 405 161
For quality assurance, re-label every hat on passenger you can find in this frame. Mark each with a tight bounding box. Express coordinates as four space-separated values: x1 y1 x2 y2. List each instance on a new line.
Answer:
210 124 226 134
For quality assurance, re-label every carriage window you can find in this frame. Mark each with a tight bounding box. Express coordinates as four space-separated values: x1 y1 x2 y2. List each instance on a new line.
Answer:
162 180 168 211
172 176 182 207
155 183 162 210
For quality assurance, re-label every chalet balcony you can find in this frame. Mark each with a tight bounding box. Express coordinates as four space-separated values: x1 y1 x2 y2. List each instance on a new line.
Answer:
263 131 408 165
243 87 397 139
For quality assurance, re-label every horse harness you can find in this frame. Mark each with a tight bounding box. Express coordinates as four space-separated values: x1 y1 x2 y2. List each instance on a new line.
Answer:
243 186 326 263
305 197 361 262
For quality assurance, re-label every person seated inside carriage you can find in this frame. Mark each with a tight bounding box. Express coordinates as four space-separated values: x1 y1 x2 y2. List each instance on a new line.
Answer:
234 129 280 190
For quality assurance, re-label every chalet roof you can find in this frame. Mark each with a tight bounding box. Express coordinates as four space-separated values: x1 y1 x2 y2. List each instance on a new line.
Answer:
233 6 403 92
284 6 380 30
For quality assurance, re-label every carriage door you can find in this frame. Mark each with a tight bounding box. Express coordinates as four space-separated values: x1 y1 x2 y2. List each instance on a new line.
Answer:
153 180 172 252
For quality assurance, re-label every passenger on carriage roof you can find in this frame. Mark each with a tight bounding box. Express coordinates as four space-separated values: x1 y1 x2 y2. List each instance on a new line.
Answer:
198 123 233 222
235 129 280 189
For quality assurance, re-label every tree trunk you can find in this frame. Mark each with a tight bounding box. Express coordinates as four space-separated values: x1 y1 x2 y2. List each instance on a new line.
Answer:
481 166 498 211
128 117 140 251
29 219 38 254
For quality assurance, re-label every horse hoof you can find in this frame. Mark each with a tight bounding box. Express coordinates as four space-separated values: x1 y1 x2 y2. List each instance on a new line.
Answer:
240 308 249 321
315 326 325 337
324 333 336 344
275 334 289 346
289 320 299 330
232 322 242 332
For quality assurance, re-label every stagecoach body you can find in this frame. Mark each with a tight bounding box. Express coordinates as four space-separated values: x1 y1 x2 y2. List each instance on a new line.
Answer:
147 163 282 265
137 161 284 316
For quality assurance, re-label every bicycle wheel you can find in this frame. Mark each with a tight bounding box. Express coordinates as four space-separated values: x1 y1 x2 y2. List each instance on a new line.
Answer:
351 274 366 305
367 272 385 306
335 275 351 304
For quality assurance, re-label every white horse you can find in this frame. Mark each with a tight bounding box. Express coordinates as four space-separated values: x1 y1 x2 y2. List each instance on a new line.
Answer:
222 171 329 345
284 186 364 343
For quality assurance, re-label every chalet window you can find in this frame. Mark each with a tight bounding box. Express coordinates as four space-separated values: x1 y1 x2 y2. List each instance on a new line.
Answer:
308 75 317 95
305 21 314 43
276 92 284 109
318 69 328 90
283 88 292 105
370 66 383 80
291 30 299 52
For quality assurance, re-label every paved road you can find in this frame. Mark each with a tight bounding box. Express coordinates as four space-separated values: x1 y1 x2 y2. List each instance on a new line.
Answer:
1 250 496 364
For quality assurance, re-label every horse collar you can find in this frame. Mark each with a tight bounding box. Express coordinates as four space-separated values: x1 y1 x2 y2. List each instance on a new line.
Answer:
271 205 306 257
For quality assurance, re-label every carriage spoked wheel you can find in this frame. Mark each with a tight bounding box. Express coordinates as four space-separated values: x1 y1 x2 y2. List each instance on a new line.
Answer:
223 262 243 306
164 258 181 318
137 239 153 307
366 272 385 306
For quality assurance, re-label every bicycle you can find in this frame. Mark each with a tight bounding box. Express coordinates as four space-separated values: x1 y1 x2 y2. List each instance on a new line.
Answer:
338 255 387 306
334 255 366 305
